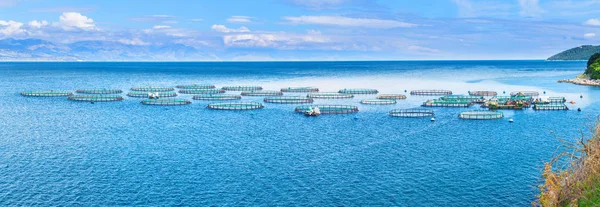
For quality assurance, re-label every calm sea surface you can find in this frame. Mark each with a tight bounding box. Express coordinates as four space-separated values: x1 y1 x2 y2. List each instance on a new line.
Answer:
0 61 595 206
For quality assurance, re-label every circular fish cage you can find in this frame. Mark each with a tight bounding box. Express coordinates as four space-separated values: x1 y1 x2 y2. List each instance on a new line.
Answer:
295 105 359 114
338 88 378 94
127 91 178 98
221 86 263 91
76 89 123 94
131 87 175 92
459 111 504 120
469 91 497 96
193 94 242 101
307 92 354 99
264 96 314 104
176 84 215 89
207 102 264 110
141 99 191 106
241 90 283 96
510 91 539 97
361 99 397 105
179 89 225 94
21 90 73 97
68 95 124 102
389 109 434 118
410 90 453 96
376 94 407 99
280 87 319 93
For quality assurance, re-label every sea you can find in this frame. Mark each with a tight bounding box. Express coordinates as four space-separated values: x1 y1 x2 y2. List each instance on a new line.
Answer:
0 61 595 206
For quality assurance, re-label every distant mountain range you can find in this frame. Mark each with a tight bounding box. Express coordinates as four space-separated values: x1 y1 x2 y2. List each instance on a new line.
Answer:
547 45 600 61
0 38 218 61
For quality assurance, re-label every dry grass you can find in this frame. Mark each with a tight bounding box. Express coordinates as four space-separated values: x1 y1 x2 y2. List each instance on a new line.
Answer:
536 122 600 206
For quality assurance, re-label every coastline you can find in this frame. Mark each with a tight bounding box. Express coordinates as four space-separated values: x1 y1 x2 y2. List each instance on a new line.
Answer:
558 77 600 86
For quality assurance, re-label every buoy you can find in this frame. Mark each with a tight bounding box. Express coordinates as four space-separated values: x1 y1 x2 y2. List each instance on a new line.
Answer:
430 117 435 122
580 95 583 98
503 91 506 94
570 101 575 104
91 102 95 104
578 108 581 112
354 115 358 120
543 91 546 94
509 118 514 123
404 90 407 92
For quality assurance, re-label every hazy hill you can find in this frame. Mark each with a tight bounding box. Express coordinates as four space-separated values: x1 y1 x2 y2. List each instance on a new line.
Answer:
547 45 600 60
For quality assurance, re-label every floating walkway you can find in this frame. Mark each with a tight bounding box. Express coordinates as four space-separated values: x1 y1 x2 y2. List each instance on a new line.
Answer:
534 103 568 110
76 89 123 94
193 94 241 101
338 88 378 94
307 92 354 99
68 95 124 102
459 111 504 120
179 89 225 94
389 109 434 118
21 90 72 97
295 105 359 114
410 90 453 96
131 87 175 92
176 84 215 89
241 90 283 96
264 96 313 104
141 99 191 106
127 91 177 98
548 97 566 103
469 91 497 96
280 87 319 93
376 94 407 99
221 86 263 91
440 95 485 103
361 99 396 105
422 99 473 107
207 102 264 110
510 91 539 97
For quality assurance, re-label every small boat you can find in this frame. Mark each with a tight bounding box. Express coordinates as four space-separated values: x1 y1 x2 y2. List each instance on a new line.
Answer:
509 119 514 123
430 117 435 122
304 106 321 117
569 101 575 104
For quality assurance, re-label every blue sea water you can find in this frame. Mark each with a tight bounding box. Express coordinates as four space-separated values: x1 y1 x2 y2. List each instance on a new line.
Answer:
0 61 596 206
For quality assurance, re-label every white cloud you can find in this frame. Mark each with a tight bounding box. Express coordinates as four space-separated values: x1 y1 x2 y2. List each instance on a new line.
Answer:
28 20 48 28
585 18 600 26
153 25 171 29
222 31 329 49
518 0 545 18
407 45 440 53
57 12 95 31
211 24 250 33
129 14 177 24
584 33 596 38
190 18 204 22
452 0 513 18
227 16 253 24
0 0 19 7
118 38 149 45
0 20 25 36
283 16 417 28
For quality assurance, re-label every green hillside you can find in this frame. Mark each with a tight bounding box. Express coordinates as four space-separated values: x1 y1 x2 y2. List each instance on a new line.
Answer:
548 45 600 60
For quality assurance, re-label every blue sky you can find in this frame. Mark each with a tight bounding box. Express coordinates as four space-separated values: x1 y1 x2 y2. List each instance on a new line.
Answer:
1 0 600 60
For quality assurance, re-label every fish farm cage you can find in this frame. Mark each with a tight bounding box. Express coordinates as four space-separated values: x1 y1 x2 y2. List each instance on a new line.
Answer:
295 105 359 114
21 90 72 97
510 91 539 97
534 104 569 110
338 88 379 94
410 90 453 96
361 99 397 105
207 102 264 110
76 89 123 94
221 86 263 91
548 97 566 103
131 87 175 92
68 95 124 102
127 91 178 98
193 94 242 101
307 92 354 99
179 89 225 94
440 95 485 103
280 87 319 93
469 91 497 96
376 94 407 99
493 96 533 102
176 84 215 89
241 90 284 96
141 99 191 106
264 96 314 104
422 99 474 107
459 111 504 120
389 109 434 118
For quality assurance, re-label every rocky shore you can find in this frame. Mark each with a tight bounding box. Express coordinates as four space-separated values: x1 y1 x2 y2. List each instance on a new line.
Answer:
557 78 600 86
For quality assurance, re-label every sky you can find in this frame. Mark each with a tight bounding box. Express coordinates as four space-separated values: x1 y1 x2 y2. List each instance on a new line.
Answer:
0 0 600 60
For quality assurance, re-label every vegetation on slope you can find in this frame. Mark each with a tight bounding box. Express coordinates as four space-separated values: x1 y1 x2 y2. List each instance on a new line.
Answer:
537 123 600 206
548 45 600 60
584 53 600 79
